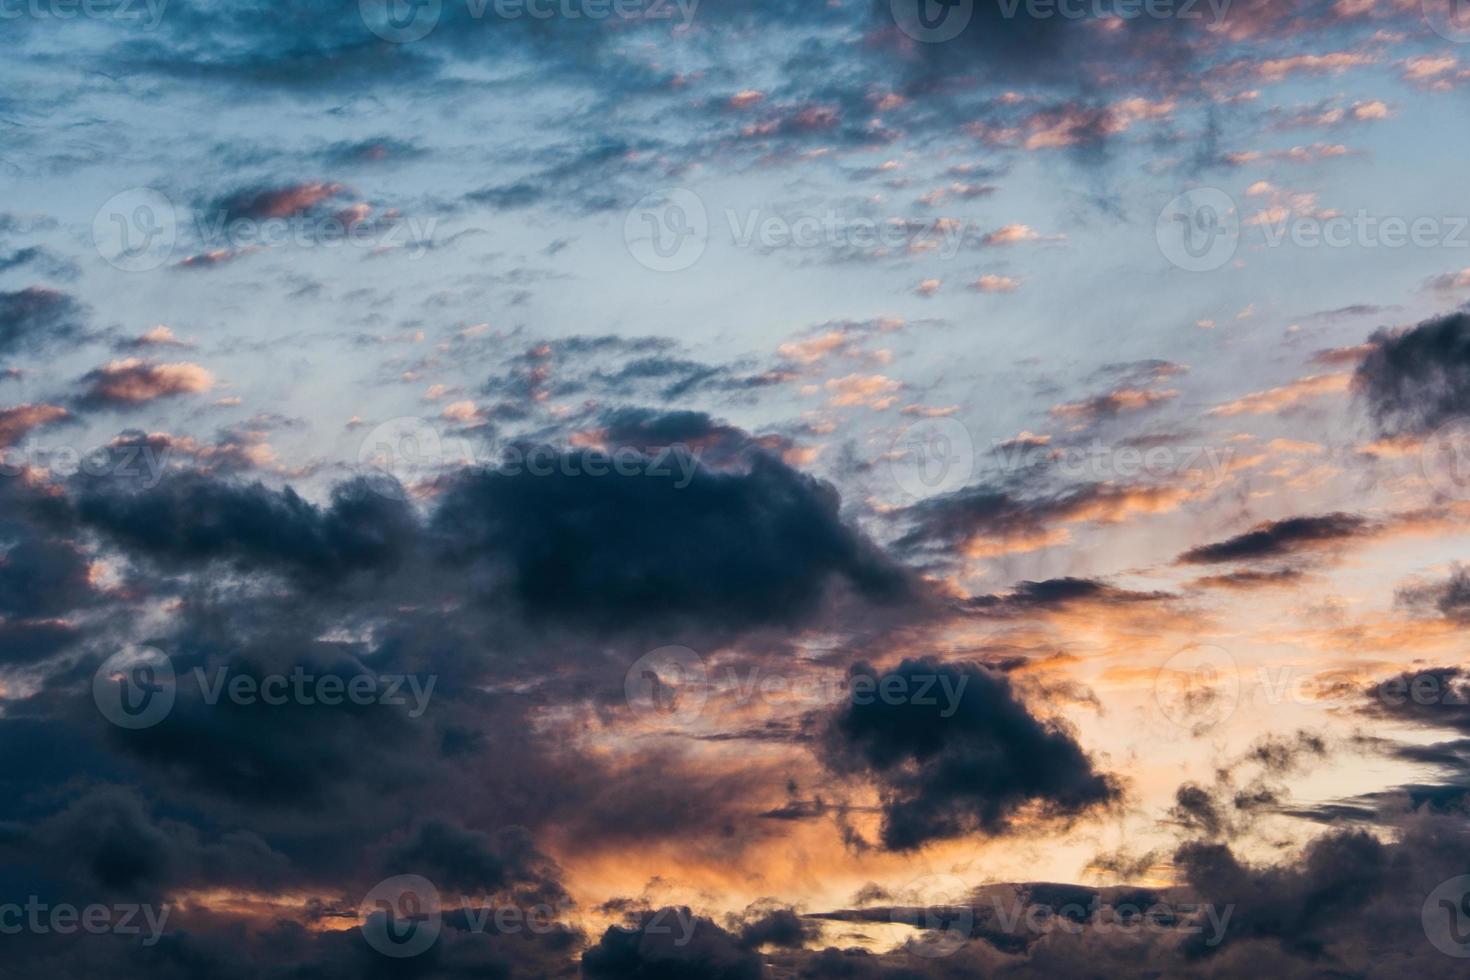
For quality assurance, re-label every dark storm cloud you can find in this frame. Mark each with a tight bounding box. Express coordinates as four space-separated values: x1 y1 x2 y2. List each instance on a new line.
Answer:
582 908 762 980
967 577 1174 614
433 450 911 631
0 286 89 359
822 658 1120 850
75 474 417 586
1354 312 1470 437
1175 513 1370 565
0 537 96 620
595 406 796 467
1360 667 1470 735
385 820 568 901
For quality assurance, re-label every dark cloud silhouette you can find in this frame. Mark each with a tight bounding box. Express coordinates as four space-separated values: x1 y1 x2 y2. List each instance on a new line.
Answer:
0 286 88 359
822 658 1120 849
1355 312 1470 437
433 450 910 631
1176 513 1370 564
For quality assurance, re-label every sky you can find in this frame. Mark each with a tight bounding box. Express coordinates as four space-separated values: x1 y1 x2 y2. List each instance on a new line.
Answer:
4 0 1470 976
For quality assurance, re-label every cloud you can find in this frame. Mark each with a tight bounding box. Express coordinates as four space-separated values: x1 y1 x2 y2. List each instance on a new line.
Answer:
1208 372 1350 417
0 287 88 360
433 450 912 632
1176 513 1371 564
76 359 215 408
0 403 68 449
895 482 1191 560
822 658 1120 850
1354 312 1470 437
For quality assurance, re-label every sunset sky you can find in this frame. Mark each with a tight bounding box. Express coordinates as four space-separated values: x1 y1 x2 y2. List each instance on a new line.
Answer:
4 1 1470 976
